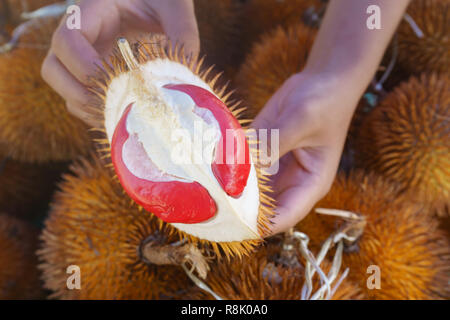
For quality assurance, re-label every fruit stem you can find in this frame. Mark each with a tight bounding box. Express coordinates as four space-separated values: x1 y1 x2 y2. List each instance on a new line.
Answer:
117 37 139 70
140 240 210 279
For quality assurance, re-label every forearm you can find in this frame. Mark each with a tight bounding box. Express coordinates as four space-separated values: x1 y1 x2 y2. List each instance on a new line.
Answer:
304 0 410 102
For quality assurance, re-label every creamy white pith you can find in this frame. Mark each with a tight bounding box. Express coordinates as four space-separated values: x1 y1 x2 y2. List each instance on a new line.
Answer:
104 59 261 242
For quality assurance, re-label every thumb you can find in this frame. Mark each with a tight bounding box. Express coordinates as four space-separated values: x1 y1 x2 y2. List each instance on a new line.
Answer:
268 159 325 235
159 0 200 56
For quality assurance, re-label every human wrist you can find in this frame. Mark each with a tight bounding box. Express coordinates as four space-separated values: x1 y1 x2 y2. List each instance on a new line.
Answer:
293 69 364 115
304 60 371 93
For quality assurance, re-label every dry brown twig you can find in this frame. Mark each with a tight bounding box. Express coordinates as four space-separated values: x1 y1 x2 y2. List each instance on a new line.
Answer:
187 208 366 300
0 0 72 53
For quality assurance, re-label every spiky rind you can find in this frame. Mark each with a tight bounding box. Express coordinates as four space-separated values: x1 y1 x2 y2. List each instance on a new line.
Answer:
38 156 197 300
0 213 43 299
238 0 321 55
87 36 275 259
235 23 317 118
194 0 242 77
0 17 93 163
297 171 450 300
397 0 449 75
1 0 57 26
187 245 365 300
341 98 375 171
355 73 450 217
0 153 63 219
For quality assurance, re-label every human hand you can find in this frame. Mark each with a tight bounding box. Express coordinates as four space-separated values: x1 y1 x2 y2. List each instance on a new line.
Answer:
252 71 361 235
41 0 199 126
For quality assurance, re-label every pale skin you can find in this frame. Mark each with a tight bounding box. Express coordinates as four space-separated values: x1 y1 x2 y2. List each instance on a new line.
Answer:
41 0 410 235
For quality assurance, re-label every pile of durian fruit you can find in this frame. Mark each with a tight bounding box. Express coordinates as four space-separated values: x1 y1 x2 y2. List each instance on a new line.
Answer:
0 0 448 300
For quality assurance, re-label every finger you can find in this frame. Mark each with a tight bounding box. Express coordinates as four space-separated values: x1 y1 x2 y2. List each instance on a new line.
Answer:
51 0 110 83
252 94 296 160
251 87 282 130
270 175 325 235
51 27 101 83
66 101 97 127
158 0 200 56
269 146 341 235
41 53 92 122
264 151 326 235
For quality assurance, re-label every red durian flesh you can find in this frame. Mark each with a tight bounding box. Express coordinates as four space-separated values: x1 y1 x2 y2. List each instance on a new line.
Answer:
111 103 217 224
164 84 251 197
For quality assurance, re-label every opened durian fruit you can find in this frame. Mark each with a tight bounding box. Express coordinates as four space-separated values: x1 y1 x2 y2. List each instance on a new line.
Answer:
86 35 275 258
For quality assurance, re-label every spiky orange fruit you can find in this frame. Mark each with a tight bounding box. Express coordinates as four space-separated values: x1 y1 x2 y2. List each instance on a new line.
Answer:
0 152 62 219
0 213 43 299
2 0 58 26
235 23 317 118
296 171 450 300
194 0 242 76
341 97 379 171
239 0 321 54
397 0 449 75
87 36 275 259
355 73 449 217
188 245 365 300
38 157 200 300
0 17 93 163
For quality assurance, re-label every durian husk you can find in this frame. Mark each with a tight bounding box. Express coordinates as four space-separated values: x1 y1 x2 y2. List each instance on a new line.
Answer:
0 213 43 299
238 0 321 56
397 0 449 75
186 244 365 300
1 0 57 27
194 0 242 78
341 98 373 171
0 152 63 219
355 73 449 217
0 16 93 163
296 171 450 300
235 23 317 118
87 35 275 260
38 156 199 300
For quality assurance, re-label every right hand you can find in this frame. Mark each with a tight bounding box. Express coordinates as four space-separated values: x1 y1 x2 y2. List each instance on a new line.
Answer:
41 0 200 126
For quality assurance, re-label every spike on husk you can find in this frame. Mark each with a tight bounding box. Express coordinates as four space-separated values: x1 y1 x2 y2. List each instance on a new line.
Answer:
397 0 449 75
38 156 202 299
296 171 450 299
0 213 43 299
238 0 322 56
235 23 317 118
0 16 93 163
355 73 449 217
185 244 365 300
